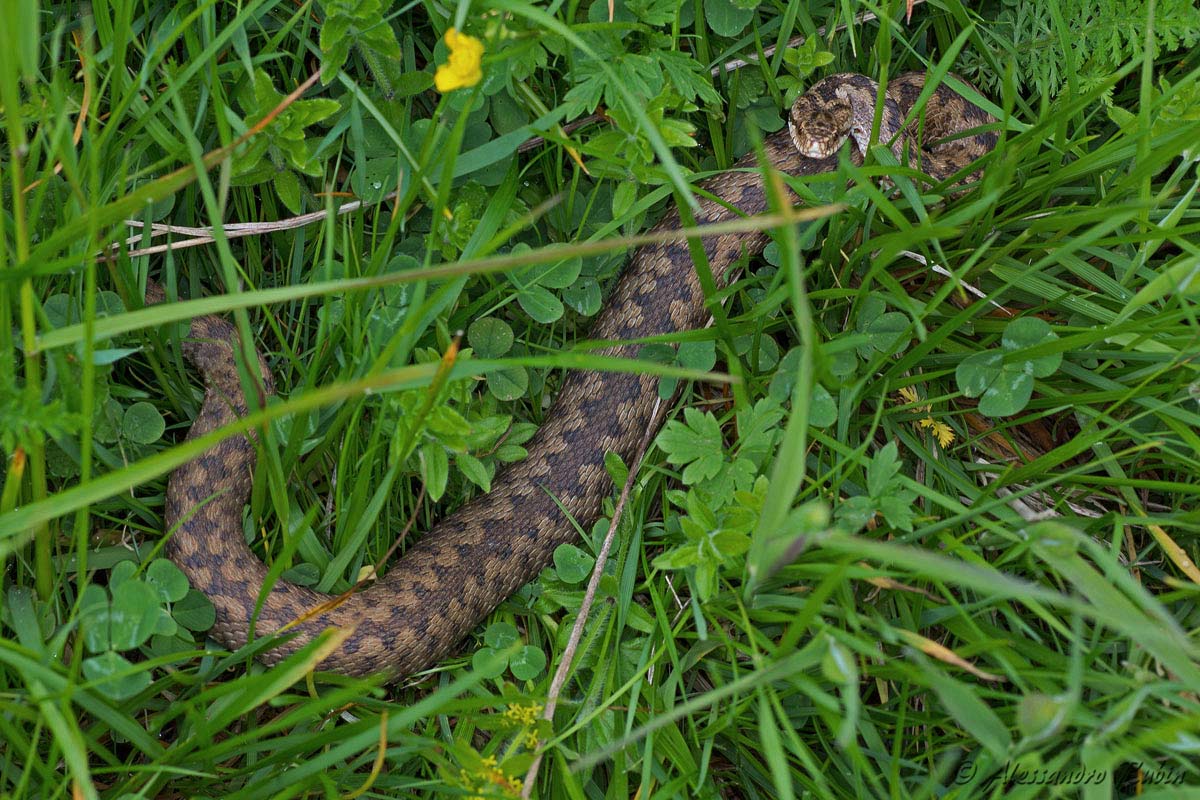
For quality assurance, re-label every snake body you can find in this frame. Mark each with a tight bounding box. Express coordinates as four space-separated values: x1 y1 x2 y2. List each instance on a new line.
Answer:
162 72 995 678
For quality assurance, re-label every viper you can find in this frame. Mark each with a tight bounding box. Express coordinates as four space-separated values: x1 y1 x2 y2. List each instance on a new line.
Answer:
156 71 996 679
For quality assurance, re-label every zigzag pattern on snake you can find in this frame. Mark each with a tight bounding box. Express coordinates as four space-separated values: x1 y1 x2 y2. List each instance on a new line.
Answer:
157 72 996 679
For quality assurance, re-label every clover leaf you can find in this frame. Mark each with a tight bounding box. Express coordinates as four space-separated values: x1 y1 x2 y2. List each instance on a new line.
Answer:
77 558 210 700
956 317 1062 417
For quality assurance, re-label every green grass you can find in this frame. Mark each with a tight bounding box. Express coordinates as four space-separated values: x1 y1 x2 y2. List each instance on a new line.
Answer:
3 0 1200 798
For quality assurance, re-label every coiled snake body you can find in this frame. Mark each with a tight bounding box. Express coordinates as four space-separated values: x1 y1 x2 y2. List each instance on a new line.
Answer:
162 72 995 678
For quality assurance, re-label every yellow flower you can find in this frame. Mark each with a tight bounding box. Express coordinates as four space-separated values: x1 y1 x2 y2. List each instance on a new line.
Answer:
503 703 543 726
898 386 955 448
918 416 957 448
898 386 922 407
459 754 522 799
435 28 484 92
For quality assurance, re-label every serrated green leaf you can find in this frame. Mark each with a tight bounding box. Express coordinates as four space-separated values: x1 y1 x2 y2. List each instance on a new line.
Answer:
659 408 723 464
783 35 834 76
867 442 902 500
658 50 721 105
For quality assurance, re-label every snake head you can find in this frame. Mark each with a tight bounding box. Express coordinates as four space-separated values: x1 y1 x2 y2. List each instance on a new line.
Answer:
788 73 869 159
789 74 912 163
788 106 849 158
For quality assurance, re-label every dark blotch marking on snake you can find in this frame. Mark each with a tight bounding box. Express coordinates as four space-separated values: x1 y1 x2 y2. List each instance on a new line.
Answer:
157 72 995 679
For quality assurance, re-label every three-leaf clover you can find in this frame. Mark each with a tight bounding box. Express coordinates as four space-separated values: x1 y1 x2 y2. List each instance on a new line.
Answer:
468 317 529 402
856 294 910 361
471 622 547 681
956 317 1062 417
78 559 208 699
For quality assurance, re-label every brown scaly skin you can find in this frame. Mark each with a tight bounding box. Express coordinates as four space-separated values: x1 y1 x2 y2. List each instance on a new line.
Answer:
158 72 995 679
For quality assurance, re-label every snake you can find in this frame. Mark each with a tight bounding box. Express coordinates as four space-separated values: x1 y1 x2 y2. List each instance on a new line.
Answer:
157 72 996 679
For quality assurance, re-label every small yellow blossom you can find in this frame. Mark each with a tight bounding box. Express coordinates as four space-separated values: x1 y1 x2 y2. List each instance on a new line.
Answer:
435 28 484 92
897 386 955 448
459 755 523 799
918 417 956 448
503 702 544 749
503 703 543 726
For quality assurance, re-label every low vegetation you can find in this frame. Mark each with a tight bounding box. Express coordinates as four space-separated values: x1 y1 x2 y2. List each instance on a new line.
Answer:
1 0 1198 797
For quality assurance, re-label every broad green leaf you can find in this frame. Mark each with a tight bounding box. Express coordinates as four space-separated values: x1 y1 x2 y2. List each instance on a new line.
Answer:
485 622 519 649
457 452 493 492
146 559 189 603
471 647 508 677
517 285 564 323
108 578 161 650
123 402 165 445
420 443 450 501
83 652 151 701
173 589 216 632
79 583 111 653
554 544 595 584
509 646 547 680
704 0 754 37
468 317 515 358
